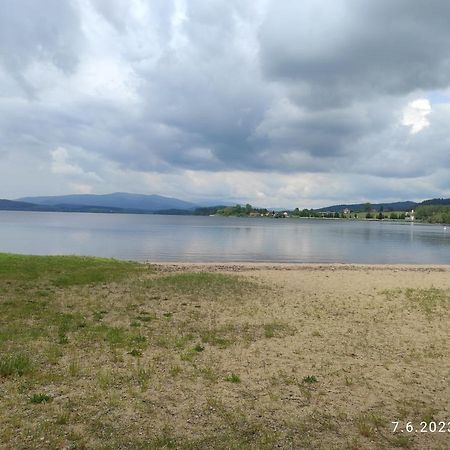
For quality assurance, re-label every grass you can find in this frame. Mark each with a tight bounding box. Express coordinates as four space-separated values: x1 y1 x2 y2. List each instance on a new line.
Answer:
263 322 291 338
224 373 241 383
0 254 448 449
142 272 257 299
0 253 144 287
29 393 52 404
302 375 318 384
383 287 450 315
405 287 450 314
0 352 33 377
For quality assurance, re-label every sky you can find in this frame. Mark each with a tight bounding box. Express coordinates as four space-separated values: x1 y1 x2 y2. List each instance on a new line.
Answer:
1 0 450 208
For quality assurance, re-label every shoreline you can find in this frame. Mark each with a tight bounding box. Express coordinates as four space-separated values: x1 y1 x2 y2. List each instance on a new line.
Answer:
1 208 449 225
149 261 450 272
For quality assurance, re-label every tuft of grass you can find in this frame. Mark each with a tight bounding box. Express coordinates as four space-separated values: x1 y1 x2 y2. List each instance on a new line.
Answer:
169 365 182 377
68 359 81 377
136 314 155 322
198 366 219 382
55 410 70 425
200 328 233 349
135 365 152 390
356 415 374 438
30 393 52 404
0 352 33 377
97 370 114 390
105 326 129 347
193 344 205 352
390 435 413 448
44 344 63 364
302 375 318 384
224 373 241 383
263 322 292 338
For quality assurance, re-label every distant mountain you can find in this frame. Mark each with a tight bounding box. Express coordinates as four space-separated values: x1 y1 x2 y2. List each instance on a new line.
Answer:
314 201 418 213
0 199 152 214
0 199 50 211
18 192 198 212
420 198 450 206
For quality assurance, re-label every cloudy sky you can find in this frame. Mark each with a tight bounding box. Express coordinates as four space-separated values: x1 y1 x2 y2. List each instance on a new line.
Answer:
1 0 450 208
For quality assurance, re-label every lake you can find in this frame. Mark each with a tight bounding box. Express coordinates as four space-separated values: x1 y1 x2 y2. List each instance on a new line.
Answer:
0 211 449 264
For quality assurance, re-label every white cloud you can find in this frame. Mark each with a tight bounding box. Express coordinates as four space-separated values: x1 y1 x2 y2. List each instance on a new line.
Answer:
69 183 94 194
50 147 102 184
402 98 432 134
50 147 84 176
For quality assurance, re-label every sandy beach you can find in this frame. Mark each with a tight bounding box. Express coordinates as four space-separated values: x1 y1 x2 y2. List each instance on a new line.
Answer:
1 256 449 449
151 263 450 449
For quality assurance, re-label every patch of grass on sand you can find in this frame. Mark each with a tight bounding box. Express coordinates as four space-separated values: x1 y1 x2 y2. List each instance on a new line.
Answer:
29 393 52 404
0 352 33 377
224 373 241 383
0 253 143 287
383 287 450 315
142 272 256 298
405 287 450 314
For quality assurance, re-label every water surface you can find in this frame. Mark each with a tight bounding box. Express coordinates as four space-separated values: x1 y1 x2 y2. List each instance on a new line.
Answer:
0 211 449 263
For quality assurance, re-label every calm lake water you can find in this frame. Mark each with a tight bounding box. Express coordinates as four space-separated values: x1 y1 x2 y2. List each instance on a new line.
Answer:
0 211 449 264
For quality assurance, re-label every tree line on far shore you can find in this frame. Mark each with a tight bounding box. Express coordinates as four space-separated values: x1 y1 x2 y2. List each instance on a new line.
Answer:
190 201 450 224
212 204 412 220
415 205 450 224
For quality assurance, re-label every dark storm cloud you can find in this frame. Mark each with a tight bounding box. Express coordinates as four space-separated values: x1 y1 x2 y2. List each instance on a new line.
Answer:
259 0 450 107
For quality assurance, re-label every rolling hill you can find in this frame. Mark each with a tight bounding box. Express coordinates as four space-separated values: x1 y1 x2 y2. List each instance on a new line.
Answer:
314 201 418 213
17 192 198 212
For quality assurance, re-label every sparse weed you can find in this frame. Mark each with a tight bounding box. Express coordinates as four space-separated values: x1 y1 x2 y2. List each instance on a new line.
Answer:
405 287 449 314
0 352 33 377
30 393 52 404
224 373 241 383
69 359 81 377
302 375 317 384
169 365 182 377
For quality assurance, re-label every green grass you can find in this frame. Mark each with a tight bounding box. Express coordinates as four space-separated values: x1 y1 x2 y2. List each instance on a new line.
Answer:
143 272 256 298
29 393 52 404
263 322 292 338
405 287 450 314
0 352 33 377
302 375 318 384
382 287 450 315
225 373 241 383
0 253 143 287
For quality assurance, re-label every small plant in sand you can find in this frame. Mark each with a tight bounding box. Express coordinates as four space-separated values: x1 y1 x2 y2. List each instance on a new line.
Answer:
30 393 52 404
302 375 318 384
193 344 205 352
225 373 241 383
